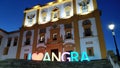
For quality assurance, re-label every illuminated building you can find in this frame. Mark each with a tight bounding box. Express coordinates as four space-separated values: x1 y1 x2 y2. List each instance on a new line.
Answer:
0 0 106 60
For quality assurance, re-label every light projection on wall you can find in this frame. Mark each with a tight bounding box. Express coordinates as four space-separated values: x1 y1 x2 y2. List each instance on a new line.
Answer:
41 10 47 24
28 51 90 62
27 14 35 23
78 0 93 15
64 2 72 19
51 7 59 22
24 10 37 27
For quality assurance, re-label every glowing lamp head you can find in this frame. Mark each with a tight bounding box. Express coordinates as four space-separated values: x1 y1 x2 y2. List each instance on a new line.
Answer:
108 24 115 30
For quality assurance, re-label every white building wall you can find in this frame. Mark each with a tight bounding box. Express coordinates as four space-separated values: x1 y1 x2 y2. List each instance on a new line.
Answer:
0 31 19 60
20 30 34 59
78 18 102 60
7 33 19 59
38 1 73 24
24 10 37 27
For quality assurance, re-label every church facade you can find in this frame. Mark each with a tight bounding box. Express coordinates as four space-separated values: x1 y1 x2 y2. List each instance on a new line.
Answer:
0 0 106 60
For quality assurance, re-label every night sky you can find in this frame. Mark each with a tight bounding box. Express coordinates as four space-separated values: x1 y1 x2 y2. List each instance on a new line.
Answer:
0 0 120 53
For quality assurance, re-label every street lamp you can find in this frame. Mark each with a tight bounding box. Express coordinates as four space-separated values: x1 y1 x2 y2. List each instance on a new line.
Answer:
108 24 120 61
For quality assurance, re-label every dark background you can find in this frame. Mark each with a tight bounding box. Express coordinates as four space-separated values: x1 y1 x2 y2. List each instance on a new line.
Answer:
0 0 120 53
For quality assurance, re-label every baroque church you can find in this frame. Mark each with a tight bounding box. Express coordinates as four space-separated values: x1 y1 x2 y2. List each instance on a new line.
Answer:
0 0 106 60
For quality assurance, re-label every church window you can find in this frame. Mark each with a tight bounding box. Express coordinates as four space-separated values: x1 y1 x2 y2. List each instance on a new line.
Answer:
82 20 92 37
39 28 46 43
42 11 47 22
39 35 45 43
7 38 12 47
53 33 57 40
87 47 94 56
25 31 32 45
13 37 18 46
65 6 71 17
64 2 71 17
51 7 59 22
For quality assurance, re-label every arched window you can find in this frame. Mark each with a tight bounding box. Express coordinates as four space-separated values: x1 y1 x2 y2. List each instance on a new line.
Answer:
82 20 91 26
87 47 94 56
65 6 71 17
13 37 18 46
51 7 59 22
39 29 46 43
82 20 92 37
25 31 32 45
64 23 72 39
7 38 12 47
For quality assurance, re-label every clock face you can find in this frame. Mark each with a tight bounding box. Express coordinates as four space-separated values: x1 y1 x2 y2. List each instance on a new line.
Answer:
24 10 37 27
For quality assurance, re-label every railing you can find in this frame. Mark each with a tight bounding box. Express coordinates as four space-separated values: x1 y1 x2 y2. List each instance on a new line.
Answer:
108 55 120 68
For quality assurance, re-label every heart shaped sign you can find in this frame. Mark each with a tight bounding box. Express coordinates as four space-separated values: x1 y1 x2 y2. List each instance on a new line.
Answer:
32 53 44 61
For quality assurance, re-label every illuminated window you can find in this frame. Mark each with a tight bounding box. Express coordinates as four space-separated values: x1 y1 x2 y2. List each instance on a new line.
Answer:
53 33 57 40
39 28 46 43
42 11 47 22
25 31 32 45
82 20 92 37
66 11 70 16
13 37 18 46
65 6 71 17
39 36 45 43
51 7 59 22
25 37 31 45
64 23 72 39
87 47 94 56
64 2 71 17
7 38 12 47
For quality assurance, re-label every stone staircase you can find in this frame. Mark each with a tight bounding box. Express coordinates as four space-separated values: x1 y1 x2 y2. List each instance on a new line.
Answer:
0 59 113 68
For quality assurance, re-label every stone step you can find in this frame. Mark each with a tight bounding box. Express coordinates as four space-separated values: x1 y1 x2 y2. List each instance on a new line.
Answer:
0 59 113 68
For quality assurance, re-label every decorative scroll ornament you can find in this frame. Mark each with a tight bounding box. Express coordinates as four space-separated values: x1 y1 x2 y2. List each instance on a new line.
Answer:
27 14 35 23
79 0 90 13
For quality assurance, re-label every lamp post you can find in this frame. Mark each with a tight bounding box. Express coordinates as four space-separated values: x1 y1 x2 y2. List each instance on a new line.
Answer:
108 24 120 61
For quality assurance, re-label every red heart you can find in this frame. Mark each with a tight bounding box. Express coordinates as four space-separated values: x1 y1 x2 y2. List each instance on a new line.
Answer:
32 53 44 61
